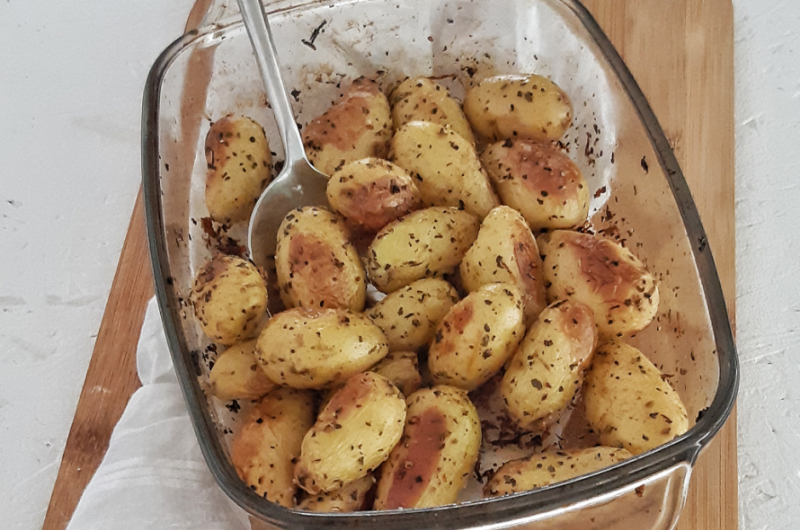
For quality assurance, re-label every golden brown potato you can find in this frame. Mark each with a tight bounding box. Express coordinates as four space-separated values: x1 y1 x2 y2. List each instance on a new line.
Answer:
366 207 480 293
326 158 421 234
297 474 375 512
208 339 274 401
275 206 366 312
538 230 659 338
428 283 526 391
500 301 597 432
256 308 388 389
460 205 547 324
481 139 589 231
191 254 268 346
368 278 459 352
484 447 633 497
303 77 392 176
204 115 272 224
390 77 475 145
374 386 481 510
391 121 499 218
231 387 315 506
463 74 573 142
584 341 689 455
296 372 406 494
370 350 422 397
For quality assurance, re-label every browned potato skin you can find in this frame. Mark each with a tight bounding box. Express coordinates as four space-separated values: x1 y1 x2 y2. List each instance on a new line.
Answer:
303 77 393 176
583 341 689 455
327 158 421 234
484 447 633 497
208 339 274 401
538 230 660 338
481 139 589 231
297 474 375 512
275 206 366 312
390 77 475 145
370 350 423 397
256 308 389 389
231 387 315 507
296 372 406 494
191 254 268 346
428 283 526 391
204 115 272 224
366 207 480 293
463 74 573 142
500 301 597 432
374 386 481 510
368 278 459 352
460 205 547 324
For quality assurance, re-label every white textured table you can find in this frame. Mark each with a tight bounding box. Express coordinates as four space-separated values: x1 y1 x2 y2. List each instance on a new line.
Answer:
0 1 797 529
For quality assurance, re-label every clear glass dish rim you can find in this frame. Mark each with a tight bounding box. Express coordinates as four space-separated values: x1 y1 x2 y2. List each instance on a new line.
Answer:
140 0 739 527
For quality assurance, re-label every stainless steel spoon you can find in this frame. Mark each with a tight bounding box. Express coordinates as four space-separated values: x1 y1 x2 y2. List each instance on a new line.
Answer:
237 0 329 269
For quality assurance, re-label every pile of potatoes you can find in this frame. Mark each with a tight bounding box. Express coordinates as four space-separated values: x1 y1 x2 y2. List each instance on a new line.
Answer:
192 74 688 511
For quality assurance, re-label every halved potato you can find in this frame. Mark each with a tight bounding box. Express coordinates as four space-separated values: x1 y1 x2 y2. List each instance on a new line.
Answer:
208 339 274 401
390 77 475 145
370 350 423 397
297 474 375 512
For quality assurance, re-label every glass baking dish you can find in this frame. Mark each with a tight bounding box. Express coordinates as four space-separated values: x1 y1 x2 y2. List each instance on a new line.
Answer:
141 0 738 528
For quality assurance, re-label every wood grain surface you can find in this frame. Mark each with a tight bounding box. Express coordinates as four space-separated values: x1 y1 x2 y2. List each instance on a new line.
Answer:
43 0 737 528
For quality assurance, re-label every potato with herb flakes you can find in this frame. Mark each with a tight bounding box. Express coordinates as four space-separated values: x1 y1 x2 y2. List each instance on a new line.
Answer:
463 74 573 142
501 300 597 432
368 278 459 353
296 372 406 494
428 283 526 391
275 206 366 312
583 341 689 455
374 386 481 510
231 387 315 507
191 254 268 346
297 474 375 512
370 350 422 397
204 115 272 224
460 205 547 324
303 77 393 176
208 339 274 401
390 77 475 145
484 447 633 497
538 230 659 338
366 207 480 293
391 121 499 218
326 158 421 234
481 139 589 232
256 308 388 389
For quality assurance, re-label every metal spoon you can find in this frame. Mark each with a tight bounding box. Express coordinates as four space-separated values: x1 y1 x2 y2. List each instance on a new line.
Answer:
237 0 329 269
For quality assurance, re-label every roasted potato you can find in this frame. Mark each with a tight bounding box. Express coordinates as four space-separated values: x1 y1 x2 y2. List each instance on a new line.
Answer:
390 77 475 145
275 206 366 312
366 207 480 293
538 230 659 338
296 372 406 494
208 339 274 401
460 205 547 324
231 387 315 506
326 158 421 234
303 77 392 176
391 121 499 218
584 341 689 455
428 283 526 391
204 115 272 224
370 350 422 397
481 139 589 231
463 74 573 142
256 308 388 389
484 447 633 497
297 474 375 512
191 254 268 345
374 386 481 510
500 301 597 432
368 278 459 353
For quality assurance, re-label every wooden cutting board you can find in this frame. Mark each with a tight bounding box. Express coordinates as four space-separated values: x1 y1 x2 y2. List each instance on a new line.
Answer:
42 0 736 528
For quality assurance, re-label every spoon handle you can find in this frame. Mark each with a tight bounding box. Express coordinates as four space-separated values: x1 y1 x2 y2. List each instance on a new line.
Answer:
237 0 307 163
